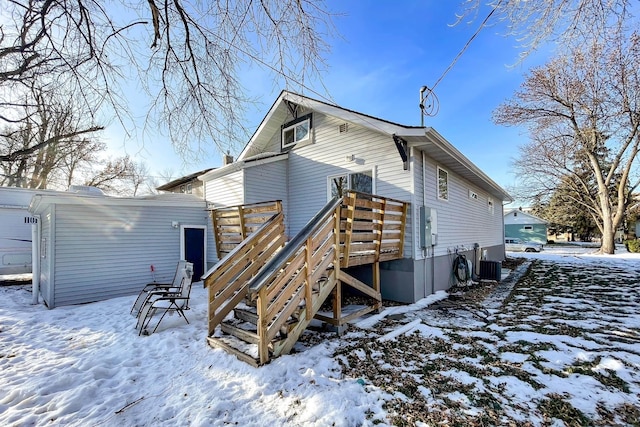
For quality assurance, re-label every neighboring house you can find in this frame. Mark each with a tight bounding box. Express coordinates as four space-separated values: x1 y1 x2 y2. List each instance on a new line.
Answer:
504 209 548 244
29 192 210 308
0 187 39 275
0 187 69 275
156 168 216 199
199 91 512 303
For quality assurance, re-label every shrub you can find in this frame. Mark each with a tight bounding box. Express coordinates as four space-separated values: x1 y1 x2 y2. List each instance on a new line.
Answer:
624 239 640 253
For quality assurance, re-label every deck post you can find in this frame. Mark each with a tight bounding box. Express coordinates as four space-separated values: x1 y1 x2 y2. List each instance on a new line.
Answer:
332 204 343 330
372 262 381 311
238 206 247 240
305 236 313 310
257 287 269 365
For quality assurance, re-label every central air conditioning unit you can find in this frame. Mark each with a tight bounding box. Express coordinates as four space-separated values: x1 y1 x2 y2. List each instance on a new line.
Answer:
479 260 501 281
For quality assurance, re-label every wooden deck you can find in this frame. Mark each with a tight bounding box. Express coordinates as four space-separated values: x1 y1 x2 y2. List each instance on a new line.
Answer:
203 191 409 365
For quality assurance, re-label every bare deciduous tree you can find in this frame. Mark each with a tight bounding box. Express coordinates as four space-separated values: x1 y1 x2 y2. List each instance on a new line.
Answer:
0 85 104 188
495 30 640 254
0 1 335 160
457 0 632 58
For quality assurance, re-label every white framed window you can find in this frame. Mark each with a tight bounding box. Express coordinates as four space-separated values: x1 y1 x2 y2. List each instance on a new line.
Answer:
186 183 193 194
488 198 494 214
179 184 186 193
282 114 312 149
468 189 478 200
328 169 374 200
437 167 448 201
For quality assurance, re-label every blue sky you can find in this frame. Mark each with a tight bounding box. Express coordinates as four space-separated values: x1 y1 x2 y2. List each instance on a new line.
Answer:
108 1 551 197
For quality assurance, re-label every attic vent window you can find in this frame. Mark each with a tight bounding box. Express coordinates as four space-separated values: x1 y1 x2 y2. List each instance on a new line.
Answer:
339 123 349 133
282 113 312 149
469 190 478 200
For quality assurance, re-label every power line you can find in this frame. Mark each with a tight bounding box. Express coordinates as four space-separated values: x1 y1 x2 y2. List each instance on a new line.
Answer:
430 1 502 93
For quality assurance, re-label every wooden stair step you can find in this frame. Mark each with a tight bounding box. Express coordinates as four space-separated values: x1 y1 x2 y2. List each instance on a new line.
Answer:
234 307 258 324
220 321 259 344
207 335 259 367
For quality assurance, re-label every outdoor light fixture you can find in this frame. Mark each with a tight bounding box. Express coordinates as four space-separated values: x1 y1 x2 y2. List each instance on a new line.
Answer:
171 221 179 228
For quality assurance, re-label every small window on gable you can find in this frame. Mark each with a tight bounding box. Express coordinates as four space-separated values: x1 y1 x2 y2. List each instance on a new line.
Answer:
437 167 448 201
180 184 186 193
186 183 193 194
282 114 312 150
488 198 495 214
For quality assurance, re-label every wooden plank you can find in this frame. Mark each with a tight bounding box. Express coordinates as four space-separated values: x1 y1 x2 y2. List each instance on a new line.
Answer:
345 254 376 267
272 274 337 358
267 270 306 321
340 305 377 324
309 254 334 286
209 286 248 333
220 323 259 344
214 210 242 218
351 210 383 221
257 287 270 365
215 217 246 226
206 337 259 367
379 252 402 262
353 198 383 210
348 242 378 252
266 285 305 342
310 234 334 266
338 270 381 300
265 250 306 302
398 201 408 258
234 307 258 324
209 222 285 291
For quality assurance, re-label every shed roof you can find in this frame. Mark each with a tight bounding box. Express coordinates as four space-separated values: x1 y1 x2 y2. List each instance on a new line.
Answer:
156 168 215 191
29 192 205 214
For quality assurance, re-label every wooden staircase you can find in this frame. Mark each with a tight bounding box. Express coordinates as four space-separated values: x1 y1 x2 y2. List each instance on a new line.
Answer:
203 192 408 366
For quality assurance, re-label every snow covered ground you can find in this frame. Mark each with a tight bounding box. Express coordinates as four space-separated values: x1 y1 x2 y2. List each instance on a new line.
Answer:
1 245 639 426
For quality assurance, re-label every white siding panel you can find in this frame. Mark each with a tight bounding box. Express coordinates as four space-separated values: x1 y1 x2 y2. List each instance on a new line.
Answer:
244 159 289 233
204 170 244 207
286 112 414 256
422 151 503 257
51 204 208 307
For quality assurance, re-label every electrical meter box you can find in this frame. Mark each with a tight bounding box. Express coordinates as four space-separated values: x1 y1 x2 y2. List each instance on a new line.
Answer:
419 206 438 248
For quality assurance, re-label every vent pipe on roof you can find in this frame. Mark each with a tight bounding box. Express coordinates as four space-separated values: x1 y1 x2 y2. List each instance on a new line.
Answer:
223 153 234 165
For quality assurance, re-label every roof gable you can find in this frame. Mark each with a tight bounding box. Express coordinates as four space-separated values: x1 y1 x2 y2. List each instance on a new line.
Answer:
503 209 548 225
234 90 512 202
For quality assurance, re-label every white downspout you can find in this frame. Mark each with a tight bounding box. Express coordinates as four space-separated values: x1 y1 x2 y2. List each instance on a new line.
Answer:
31 215 41 305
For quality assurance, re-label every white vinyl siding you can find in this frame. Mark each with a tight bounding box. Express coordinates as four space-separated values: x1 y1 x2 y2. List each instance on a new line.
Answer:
204 170 244 207
422 151 503 256
244 159 289 234
42 203 207 308
287 112 413 256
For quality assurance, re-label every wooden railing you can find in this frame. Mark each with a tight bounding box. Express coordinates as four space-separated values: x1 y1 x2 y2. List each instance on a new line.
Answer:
210 200 283 260
203 210 286 336
247 197 342 365
340 190 408 267
205 192 409 365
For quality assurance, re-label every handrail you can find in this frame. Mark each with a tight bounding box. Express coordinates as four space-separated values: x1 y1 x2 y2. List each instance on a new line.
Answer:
207 199 282 212
202 211 281 283
248 197 342 293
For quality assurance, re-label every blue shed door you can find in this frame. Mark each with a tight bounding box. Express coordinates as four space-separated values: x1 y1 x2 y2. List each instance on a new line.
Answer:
183 227 205 281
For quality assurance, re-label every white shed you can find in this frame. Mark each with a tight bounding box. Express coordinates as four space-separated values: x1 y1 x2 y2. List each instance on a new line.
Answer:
29 192 210 308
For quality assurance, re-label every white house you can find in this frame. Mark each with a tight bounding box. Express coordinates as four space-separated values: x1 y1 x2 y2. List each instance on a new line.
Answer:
29 192 210 308
199 91 512 303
